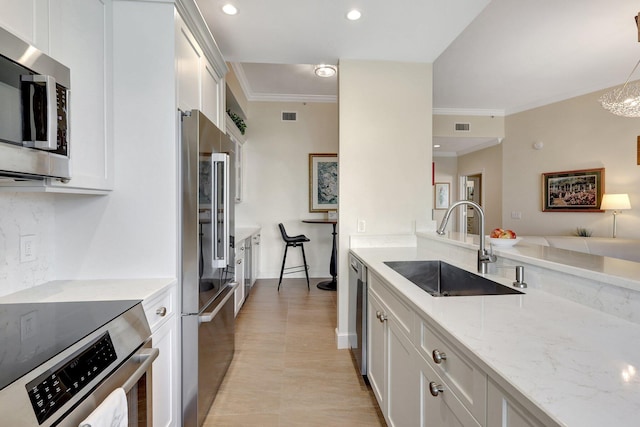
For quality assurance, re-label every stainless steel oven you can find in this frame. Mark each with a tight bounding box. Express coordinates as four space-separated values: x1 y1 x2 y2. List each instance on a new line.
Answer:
0 300 157 427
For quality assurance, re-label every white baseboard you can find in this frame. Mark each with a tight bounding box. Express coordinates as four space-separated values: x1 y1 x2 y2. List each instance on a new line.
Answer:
335 328 351 349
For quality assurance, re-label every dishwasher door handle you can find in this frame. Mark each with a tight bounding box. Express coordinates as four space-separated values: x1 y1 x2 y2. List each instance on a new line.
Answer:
199 282 238 323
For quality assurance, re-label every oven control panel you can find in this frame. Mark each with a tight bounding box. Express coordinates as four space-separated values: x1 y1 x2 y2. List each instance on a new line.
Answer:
26 331 118 424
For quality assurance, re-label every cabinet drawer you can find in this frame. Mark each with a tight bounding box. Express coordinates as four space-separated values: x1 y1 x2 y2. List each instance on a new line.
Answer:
369 272 413 336
418 316 486 425
143 286 175 332
419 353 481 427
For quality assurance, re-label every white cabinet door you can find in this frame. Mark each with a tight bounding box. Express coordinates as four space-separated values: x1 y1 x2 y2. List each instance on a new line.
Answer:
251 233 260 285
387 319 419 427
487 380 546 427
152 316 177 427
0 0 48 49
175 13 201 113
367 293 386 410
201 59 222 128
234 254 245 316
48 0 113 191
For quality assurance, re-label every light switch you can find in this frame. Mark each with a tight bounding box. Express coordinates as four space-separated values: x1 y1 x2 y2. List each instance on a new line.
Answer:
511 211 522 220
357 219 366 233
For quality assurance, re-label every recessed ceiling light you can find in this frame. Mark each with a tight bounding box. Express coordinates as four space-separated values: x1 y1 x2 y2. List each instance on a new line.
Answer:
346 9 361 21
222 4 238 15
314 64 337 78
433 144 441 148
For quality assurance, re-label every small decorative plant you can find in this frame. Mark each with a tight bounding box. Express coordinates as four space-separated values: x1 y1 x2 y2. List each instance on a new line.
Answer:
575 227 592 237
226 109 246 135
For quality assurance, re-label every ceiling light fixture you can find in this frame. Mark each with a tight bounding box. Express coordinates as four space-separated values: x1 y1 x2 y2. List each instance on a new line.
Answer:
222 4 238 15
314 64 337 78
599 12 640 117
346 9 362 21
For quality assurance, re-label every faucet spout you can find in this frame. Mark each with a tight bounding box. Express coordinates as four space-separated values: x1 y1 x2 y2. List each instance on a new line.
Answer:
436 200 497 274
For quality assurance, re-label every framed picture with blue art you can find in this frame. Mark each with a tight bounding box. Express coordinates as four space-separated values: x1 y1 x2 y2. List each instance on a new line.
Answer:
309 153 338 212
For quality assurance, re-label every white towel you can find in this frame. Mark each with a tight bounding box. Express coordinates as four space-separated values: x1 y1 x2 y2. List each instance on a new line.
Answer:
79 388 128 427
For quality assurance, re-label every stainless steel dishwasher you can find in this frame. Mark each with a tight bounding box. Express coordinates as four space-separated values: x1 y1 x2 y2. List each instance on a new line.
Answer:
349 254 368 380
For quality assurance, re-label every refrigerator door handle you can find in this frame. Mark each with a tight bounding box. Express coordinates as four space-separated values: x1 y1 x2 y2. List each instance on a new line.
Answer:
199 282 238 323
211 152 229 268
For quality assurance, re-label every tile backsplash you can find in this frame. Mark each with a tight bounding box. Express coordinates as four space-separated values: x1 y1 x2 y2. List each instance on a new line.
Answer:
0 192 55 297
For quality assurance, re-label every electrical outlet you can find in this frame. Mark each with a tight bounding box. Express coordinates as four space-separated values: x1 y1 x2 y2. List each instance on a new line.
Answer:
357 219 366 233
20 235 37 262
21 311 38 341
511 211 522 220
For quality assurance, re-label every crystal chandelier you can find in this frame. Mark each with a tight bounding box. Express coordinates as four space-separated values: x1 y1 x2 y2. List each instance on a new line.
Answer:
599 13 640 117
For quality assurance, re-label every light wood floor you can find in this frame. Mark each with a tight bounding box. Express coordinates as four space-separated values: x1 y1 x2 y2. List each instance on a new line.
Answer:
204 278 386 426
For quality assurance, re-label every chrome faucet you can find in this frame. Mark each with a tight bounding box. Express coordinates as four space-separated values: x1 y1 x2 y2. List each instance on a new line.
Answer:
436 200 497 274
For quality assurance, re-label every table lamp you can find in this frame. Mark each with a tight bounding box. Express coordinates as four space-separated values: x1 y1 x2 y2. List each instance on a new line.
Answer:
600 194 631 238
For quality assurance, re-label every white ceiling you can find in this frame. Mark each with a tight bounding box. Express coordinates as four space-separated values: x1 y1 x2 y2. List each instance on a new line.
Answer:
196 0 640 152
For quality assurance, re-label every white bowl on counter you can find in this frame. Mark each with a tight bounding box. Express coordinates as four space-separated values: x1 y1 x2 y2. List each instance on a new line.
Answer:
488 237 522 247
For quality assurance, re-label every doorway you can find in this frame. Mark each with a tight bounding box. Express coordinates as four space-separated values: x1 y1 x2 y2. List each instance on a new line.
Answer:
460 173 482 235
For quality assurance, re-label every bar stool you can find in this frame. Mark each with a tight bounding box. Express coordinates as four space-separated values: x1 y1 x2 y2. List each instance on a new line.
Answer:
277 223 310 291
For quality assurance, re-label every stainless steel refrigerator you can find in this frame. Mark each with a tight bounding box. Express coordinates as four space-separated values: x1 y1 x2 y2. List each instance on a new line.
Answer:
180 109 237 427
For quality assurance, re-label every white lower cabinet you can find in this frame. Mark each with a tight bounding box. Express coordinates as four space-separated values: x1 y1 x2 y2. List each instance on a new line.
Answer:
368 275 419 427
487 380 547 427
143 285 177 427
234 242 245 315
418 355 480 427
368 270 547 427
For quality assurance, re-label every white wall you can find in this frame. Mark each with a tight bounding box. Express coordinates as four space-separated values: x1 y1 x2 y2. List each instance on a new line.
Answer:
432 156 458 228
503 86 640 239
54 1 178 279
235 101 339 279
339 59 433 346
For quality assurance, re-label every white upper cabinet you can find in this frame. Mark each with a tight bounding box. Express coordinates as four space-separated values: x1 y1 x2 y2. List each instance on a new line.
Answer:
175 13 202 114
0 0 113 193
48 0 113 192
0 0 49 50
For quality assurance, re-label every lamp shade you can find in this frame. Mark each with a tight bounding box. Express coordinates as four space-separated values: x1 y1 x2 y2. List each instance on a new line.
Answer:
601 193 631 210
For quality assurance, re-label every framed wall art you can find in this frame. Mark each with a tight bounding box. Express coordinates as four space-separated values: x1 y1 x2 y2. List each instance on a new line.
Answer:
434 182 450 210
542 168 604 212
309 153 338 212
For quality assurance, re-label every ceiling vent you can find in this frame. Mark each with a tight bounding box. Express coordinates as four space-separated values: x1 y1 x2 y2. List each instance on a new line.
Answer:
454 122 471 132
282 111 297 121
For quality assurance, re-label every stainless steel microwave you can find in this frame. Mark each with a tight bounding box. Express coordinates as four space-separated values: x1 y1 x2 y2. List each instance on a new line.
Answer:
0 26 71 181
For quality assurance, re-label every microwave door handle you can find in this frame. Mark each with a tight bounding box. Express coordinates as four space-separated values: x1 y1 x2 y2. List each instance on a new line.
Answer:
21 74 58 150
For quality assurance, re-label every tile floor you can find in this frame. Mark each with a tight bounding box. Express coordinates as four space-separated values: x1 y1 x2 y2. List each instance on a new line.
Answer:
204 278 386 426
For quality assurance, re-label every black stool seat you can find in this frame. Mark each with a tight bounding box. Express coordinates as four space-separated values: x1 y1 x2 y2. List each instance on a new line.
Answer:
278 223 310 291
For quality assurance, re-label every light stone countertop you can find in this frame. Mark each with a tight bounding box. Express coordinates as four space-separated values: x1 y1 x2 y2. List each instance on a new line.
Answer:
351 244 640 427
236 226 261 243
0 278 176 304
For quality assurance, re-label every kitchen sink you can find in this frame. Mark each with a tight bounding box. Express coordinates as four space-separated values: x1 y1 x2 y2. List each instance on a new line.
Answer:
384 260 523 297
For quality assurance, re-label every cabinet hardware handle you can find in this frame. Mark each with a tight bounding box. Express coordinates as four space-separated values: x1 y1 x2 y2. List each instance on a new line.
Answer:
378 313 387 323
432 349 447 364
375 311 381 319
240 246 245 251
156 306 167 317
429 382 445 397
237 259 242 264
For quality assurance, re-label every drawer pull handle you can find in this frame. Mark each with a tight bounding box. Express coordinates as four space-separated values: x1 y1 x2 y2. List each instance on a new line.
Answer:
375 311 387 322
432 349 447 364
156 306 167 317
429 382 445 397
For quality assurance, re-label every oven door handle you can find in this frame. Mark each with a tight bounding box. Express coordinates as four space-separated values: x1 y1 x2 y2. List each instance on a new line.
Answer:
122 347 159 393
199 282 238 324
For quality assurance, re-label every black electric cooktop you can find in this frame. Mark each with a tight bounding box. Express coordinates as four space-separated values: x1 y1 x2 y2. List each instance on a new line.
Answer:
0 300 140 390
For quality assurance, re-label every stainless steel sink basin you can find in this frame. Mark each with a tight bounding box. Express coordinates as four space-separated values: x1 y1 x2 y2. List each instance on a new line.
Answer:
384 260 523 297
